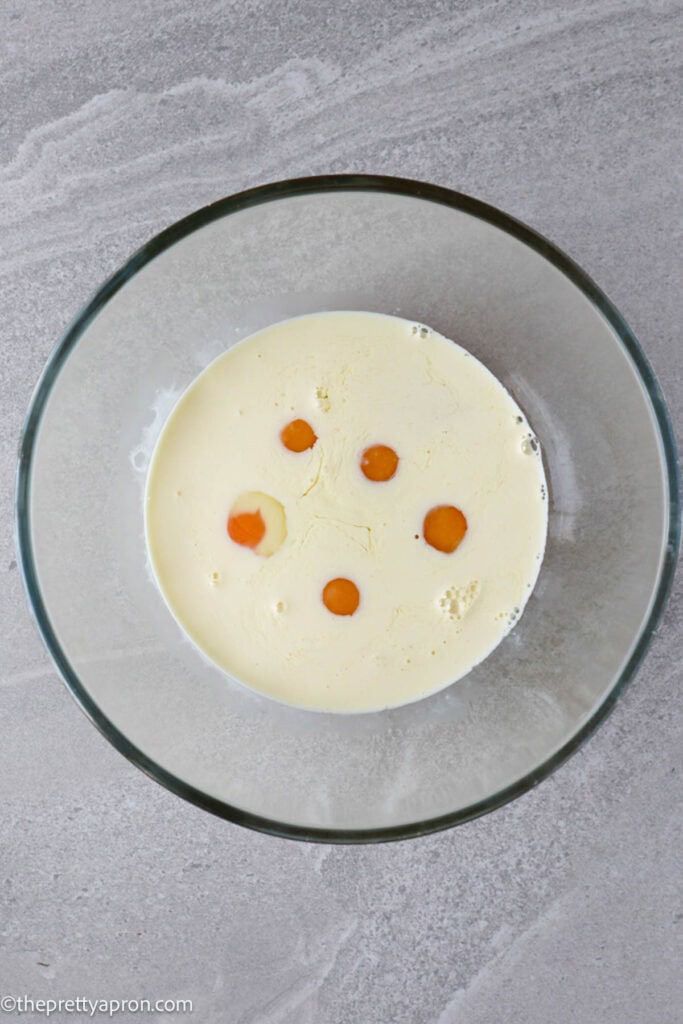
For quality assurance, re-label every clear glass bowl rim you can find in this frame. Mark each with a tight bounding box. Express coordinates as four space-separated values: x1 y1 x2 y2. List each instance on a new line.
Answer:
15 174 681 844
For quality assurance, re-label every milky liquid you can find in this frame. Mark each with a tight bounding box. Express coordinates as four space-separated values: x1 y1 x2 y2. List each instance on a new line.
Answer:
145 312 547 712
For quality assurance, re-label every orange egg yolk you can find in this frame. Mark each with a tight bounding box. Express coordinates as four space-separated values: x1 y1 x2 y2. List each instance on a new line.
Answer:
423 505 468 553
227 510 266 549
280 418 317 452
322 577 360 616
360 444 399 482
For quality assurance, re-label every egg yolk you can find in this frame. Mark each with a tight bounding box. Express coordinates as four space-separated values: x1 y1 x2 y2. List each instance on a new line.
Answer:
360 444 399 482
423 505 468 553
227 510 266 549
227 491 287 557
322 577 360 616
281 418 317 452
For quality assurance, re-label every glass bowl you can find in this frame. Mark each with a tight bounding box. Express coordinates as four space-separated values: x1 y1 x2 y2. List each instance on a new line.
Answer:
16 176 679 843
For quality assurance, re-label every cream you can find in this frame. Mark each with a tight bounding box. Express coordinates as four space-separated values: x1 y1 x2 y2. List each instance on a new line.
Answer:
145 312 547 712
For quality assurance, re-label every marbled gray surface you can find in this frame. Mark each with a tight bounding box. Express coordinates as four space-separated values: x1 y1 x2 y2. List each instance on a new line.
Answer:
1 1 681 1021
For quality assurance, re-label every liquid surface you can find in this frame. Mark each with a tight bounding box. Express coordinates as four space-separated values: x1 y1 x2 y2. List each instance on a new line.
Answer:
145 312 547 712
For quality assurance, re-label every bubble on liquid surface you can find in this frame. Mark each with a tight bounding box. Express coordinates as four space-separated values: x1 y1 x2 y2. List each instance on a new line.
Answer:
314 386 331 412
521 434 539 456
437 580 481 622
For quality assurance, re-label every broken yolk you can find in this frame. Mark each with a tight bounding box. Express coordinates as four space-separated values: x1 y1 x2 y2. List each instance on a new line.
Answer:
281 418 317 452
227 491 287 557
360 444 399 482
322 577 360 616
423 505 468 553
227 510 266 549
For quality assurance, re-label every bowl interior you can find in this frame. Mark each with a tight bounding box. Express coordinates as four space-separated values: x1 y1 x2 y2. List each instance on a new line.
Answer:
19 181 677 839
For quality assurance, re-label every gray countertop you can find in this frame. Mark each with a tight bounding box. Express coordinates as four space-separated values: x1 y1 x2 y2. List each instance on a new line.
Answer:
1 2 681 1021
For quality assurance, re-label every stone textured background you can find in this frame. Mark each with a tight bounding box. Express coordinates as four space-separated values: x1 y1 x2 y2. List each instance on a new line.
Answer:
1 2 681 1021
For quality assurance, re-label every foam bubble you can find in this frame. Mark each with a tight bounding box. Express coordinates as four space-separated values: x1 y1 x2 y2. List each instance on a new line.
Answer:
436 580 481 622
314 386 331 412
